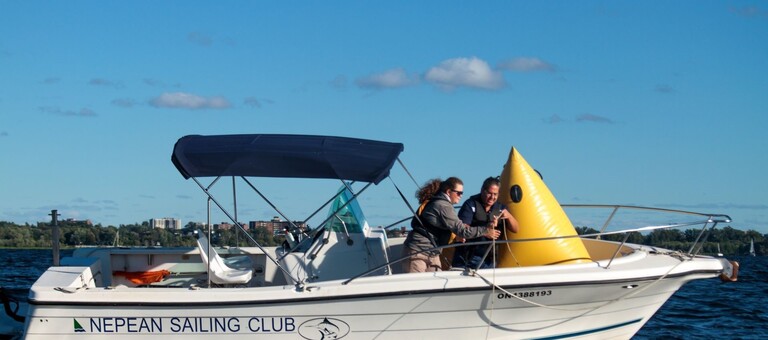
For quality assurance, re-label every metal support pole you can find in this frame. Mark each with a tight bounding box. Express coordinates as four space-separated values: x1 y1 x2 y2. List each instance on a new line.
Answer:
50 210 60 266
232 177 239 248
206 198 212 288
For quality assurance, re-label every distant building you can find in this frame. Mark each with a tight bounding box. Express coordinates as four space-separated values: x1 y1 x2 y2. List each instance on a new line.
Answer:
186 221 208 230
63 218 93 226
249 216 307 236
216 222 236 230
149 218 182 230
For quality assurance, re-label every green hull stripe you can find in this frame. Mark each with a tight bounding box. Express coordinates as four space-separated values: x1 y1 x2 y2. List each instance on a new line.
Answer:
531 318 643 339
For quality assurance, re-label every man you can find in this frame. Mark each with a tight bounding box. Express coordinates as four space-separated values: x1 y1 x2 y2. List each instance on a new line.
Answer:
403 177 501 273
454 177 519 269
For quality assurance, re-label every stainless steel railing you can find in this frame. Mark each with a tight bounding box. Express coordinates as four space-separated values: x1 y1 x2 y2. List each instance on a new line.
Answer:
343 205 731 285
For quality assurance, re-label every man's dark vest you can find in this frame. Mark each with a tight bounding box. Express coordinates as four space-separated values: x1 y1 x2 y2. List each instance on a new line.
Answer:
454 196 504 266
470 195 503 228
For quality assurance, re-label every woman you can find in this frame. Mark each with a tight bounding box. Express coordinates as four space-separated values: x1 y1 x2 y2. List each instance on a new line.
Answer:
402 177 500 273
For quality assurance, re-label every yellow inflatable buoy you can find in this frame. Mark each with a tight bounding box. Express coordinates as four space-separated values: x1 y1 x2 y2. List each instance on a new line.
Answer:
496 147 591 267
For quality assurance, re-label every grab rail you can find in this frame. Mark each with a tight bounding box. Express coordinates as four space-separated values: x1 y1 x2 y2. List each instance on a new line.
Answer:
561 204 731 265
343 205 731 285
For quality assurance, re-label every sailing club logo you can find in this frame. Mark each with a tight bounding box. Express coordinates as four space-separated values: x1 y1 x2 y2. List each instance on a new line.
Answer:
297 317 350 339
74 319 85 332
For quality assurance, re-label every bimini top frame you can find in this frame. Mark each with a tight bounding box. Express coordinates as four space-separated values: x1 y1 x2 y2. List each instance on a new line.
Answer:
170 134 405 288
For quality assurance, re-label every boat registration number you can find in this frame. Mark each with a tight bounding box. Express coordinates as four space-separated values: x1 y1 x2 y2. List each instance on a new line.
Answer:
497 290 552 299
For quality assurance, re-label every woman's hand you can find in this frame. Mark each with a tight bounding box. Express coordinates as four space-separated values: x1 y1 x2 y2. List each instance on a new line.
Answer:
484 227 501 239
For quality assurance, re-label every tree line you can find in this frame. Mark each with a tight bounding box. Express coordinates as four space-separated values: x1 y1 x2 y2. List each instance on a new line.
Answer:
0 220 763 256
0 220 281 249
573 225 764 256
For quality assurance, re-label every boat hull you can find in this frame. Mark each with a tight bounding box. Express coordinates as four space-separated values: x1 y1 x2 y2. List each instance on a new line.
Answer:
23 254 721 339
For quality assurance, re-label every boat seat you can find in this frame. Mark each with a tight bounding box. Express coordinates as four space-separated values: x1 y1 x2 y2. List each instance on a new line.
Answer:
365 230 391 276
194 230 254 269
194 230 253 285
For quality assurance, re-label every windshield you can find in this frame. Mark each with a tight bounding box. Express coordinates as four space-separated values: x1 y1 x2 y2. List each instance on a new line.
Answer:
326 186 367 233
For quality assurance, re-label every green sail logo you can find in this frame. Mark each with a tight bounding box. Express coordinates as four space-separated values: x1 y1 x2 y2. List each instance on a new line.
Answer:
74 319 85 332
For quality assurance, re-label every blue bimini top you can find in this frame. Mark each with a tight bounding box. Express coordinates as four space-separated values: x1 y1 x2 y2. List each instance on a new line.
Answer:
171 134 404 184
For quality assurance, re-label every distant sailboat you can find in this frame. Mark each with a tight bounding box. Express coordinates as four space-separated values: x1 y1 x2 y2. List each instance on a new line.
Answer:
749 238 756 256
717 243 723 257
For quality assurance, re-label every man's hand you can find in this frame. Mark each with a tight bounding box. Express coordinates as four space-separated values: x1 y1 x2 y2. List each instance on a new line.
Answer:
500 209 520 233
488 215 499 228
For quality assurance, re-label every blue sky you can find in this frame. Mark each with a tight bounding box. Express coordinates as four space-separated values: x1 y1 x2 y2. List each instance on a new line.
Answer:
1 1 767 233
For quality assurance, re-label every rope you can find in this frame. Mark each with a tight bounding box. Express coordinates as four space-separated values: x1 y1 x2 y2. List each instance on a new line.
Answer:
474 237 691 335
54 286 84 294
473 249 690 316
0 287 24 322
372 296 434 340
499 220 521 267
484 232 497 339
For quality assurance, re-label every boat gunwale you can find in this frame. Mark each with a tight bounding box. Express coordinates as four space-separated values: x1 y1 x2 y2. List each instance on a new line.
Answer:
27 249 723 307
26 267 722 307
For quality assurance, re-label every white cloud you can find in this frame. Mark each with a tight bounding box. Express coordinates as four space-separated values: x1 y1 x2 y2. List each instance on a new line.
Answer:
729 6 768 18
243 97 261 108
143 78 179 88
654 84 676 94
88 78 123 89
355 68 418 90
545 114 565 124
149 92 231 110
188 32 213 46
329 75 348 89
242 97 273 108
111 98 137 108
424 57 504 91
39 106 97 117
576 114 613 124
498 57 557 72
144 78 162 86
42 77 60 84
76 108 97 116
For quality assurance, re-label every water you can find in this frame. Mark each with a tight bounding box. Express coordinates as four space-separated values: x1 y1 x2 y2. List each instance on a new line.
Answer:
1 250 766 339
0 249 71 339
635 255 768 339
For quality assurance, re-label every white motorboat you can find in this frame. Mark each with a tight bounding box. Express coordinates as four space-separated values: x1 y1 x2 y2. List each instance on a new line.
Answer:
15 134 738 339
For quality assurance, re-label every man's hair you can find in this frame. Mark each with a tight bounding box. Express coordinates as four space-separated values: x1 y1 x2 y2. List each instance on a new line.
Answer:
439 177 463 193
481 176 501 192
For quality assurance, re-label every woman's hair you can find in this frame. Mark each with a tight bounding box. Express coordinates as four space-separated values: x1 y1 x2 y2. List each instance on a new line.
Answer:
416 178 442 203
438 176 463 194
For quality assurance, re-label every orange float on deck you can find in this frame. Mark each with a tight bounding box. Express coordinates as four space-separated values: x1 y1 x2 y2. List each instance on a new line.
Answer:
113 270 170 285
